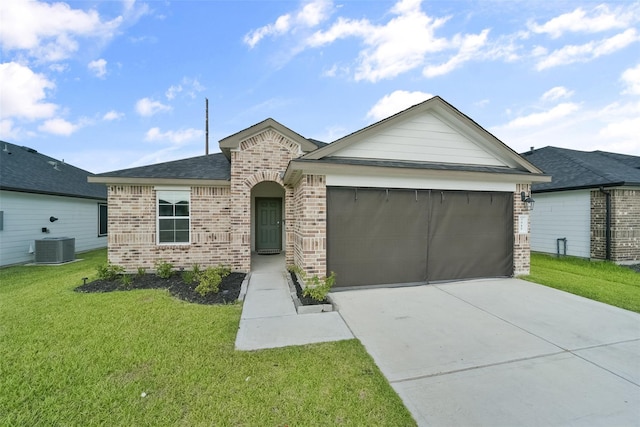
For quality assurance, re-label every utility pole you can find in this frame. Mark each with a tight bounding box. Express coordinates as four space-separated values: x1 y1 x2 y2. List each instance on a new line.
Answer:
205 97 209 155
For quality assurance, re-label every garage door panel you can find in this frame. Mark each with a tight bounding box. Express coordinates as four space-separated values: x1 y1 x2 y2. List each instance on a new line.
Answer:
327 188 428 287
428 191 513 282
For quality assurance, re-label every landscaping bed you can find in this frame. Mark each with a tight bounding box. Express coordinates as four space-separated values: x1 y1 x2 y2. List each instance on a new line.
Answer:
75 272 246 305
288 271 334 313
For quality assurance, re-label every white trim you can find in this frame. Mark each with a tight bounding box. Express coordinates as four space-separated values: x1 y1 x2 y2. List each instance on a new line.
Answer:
326 173 516 192
156 189 191 245
154 185 191 191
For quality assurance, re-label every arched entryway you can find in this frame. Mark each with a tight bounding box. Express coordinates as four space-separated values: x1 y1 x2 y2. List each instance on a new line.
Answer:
251 181 286 255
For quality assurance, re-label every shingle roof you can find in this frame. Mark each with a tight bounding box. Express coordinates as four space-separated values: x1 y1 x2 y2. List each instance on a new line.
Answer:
522 146 640 192
93 152 231 181
0 141 107 199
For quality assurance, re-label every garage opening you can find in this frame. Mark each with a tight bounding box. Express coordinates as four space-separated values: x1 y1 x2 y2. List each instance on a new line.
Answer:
327 187 513 288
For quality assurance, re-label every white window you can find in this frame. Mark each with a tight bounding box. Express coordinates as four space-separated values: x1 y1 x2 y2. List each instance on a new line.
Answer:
157 190 190 244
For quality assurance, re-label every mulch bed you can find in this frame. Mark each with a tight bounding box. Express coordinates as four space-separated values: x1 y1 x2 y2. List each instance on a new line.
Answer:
74 272 246 305
289 272 330 306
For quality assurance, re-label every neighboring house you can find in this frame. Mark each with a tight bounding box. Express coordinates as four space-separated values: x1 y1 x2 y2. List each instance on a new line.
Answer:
0 141 108 266
522 146 640 263
89 96 549 288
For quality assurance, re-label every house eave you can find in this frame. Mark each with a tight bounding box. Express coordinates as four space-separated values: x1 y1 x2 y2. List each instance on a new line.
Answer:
284 159 551 185
87 176 231 186
532 181 640 194
0 186 107 201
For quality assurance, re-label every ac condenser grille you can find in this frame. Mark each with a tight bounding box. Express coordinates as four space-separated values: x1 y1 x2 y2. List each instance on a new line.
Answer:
34 238 75 264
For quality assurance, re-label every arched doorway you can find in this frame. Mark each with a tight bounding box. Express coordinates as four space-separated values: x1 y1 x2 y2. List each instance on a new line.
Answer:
251 181 285 254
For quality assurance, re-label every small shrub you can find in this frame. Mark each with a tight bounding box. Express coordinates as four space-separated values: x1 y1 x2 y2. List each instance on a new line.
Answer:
194 265 230 296
136 267 147 278
302 272 336 302
96 263 125 281
182 264 203 284
119 274 133 289
155 260 173 279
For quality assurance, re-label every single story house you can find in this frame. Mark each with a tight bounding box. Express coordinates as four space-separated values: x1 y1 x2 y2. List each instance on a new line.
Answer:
89 96 549 288
0 141 108 266
522 146 640 263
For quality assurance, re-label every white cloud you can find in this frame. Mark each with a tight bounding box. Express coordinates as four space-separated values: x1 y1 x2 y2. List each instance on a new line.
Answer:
541 86 574 102
0 62 58 120
0 119 18 140
103 110 124 121
0 0 124 62
528 4 639 39
88 58 107 78
500 102 580 129
145 127 203 144
38 118 79 136
621 63 640 95
244 0 332 48
492 100 640 155
423 29 490 77
166 84 182 100
367 90 434 121
536 29 640 70
307 0 451 82
135 97 171 117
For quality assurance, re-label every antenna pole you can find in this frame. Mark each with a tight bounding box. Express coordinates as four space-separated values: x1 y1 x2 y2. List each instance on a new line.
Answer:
205 98 209 155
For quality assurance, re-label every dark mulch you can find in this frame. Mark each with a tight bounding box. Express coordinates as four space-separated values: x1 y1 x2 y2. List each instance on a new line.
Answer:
75 272 246 305
289 272 330 306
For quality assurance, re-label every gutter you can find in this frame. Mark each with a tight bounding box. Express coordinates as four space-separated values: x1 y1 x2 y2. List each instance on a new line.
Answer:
599 186 612 261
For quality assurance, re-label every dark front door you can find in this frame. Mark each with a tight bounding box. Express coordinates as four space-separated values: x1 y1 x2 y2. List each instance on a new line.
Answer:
256 198 282 254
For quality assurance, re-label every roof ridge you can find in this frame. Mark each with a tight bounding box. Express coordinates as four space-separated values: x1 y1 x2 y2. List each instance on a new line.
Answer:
551 147 618 183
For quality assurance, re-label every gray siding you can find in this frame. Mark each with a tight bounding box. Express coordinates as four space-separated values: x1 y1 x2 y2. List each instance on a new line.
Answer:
0 191 107 266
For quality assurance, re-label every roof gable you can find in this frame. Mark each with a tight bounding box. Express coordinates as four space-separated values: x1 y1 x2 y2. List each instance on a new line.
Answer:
523 146 640 192
0 141 106 199
219 118 319 159
303 96 541 173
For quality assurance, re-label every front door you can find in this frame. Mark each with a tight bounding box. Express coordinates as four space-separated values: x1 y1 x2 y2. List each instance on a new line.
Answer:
256 198 282 254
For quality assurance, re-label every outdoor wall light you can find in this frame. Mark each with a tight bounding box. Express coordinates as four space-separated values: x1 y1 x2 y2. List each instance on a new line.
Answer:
49 216 58 222
520 192 535 211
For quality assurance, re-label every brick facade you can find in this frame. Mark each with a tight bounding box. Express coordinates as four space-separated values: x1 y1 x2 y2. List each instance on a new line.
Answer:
230 129 301 271
591 188 640 262
513 183 532 276
108 185 232 271
106 127 537 279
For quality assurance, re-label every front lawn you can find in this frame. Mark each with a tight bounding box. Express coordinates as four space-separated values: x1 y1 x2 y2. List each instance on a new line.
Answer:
524 253 640 313
0 249 415 426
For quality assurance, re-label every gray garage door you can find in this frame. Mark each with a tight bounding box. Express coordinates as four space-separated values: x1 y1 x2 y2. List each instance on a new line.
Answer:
327 187 513 288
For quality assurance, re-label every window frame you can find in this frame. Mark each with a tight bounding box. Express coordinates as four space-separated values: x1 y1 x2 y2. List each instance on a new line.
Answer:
98 203 108 237
156 189 191 245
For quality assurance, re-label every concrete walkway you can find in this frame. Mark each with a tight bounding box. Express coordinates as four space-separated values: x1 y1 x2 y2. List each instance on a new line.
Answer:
331 278 640 427
234 253 353 350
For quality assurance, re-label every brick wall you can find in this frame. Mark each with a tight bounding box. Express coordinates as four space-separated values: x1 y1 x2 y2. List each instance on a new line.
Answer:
513 183 532 275
591 188 640 262
230 129 302 271
292 174 327 277
107 185 232 271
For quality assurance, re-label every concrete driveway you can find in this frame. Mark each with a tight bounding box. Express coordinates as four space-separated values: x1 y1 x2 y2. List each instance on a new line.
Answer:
330 278 640 426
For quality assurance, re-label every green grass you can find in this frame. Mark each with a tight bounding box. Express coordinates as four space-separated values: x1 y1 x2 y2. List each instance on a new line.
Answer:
0 249 415 426
524 253 640 313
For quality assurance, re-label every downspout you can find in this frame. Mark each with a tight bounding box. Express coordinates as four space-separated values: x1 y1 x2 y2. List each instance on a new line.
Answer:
599 187 611 261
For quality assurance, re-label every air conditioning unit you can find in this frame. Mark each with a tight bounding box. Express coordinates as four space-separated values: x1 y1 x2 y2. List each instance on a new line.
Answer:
34 237 75 264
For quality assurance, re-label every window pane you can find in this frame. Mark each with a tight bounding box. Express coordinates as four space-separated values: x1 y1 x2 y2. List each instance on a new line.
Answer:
175 219 189 231
174 231 189 242
159 231 174 243
159 219 174 231
159 204 173 217
175 202 189 216
99 204 108 236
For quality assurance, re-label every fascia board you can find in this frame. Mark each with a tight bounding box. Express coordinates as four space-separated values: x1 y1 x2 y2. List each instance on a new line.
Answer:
285 160 552 184
88 176 231 186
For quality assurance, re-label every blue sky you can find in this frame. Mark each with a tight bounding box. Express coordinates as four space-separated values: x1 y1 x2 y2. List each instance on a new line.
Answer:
1 0 639 173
